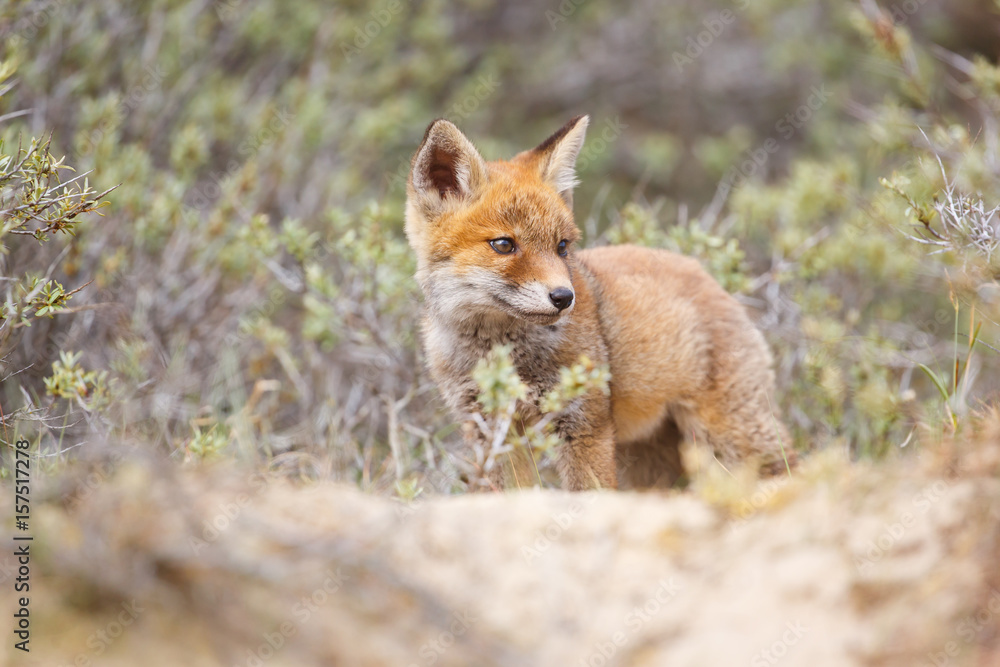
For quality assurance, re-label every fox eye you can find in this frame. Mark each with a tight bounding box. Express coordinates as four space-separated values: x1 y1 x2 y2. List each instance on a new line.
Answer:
489 238 516 254
557 240 569 257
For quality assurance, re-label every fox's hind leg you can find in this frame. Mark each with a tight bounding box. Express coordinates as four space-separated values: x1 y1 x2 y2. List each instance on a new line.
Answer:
676 385 795 477
616 417 685 489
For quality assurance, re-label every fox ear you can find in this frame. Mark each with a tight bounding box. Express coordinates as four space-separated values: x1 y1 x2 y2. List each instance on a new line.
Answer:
532 115 589 207
409 119 487 209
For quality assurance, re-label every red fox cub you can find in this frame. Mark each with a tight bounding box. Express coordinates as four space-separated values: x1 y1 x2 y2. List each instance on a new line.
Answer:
405 115 793 491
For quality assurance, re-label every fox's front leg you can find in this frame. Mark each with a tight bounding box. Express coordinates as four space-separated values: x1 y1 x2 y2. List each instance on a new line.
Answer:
554 391 618 491
438 370 527 491
433 372 503 491
459 419 506 491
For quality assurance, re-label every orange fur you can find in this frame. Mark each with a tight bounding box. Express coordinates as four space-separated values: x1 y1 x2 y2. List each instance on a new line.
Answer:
406 116 793 491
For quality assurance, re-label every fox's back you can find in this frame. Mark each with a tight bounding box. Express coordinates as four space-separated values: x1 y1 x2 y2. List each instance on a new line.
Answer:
577 245 772 444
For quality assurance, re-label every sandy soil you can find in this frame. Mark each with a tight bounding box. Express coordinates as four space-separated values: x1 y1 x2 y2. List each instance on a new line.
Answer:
2 439 999 667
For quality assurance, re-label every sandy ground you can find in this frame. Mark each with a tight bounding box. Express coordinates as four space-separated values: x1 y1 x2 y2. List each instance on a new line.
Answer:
2 439 999 667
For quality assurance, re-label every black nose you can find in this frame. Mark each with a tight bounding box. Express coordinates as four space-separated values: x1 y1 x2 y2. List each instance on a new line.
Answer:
549 287 574 311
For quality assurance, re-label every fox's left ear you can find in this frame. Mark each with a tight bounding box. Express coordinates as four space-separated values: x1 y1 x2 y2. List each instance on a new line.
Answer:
409 119 488 210
531 115 589 207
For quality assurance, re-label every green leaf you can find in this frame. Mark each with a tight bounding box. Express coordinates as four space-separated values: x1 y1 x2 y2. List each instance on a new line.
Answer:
918 363 950 403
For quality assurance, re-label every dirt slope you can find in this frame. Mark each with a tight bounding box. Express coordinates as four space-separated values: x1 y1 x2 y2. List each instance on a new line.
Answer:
2 442 999 667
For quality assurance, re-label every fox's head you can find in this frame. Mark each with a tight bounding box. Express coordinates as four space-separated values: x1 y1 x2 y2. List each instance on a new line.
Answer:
405 116 589 328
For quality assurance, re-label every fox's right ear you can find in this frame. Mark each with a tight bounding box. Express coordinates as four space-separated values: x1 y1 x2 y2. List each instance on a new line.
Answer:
531 115 589 208
408 119 487 212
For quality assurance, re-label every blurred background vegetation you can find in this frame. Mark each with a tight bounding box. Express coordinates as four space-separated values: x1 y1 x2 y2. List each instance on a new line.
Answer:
2 0 1000 493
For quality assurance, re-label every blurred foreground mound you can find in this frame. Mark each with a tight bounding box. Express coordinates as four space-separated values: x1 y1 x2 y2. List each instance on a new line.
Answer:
3 428 1000 667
